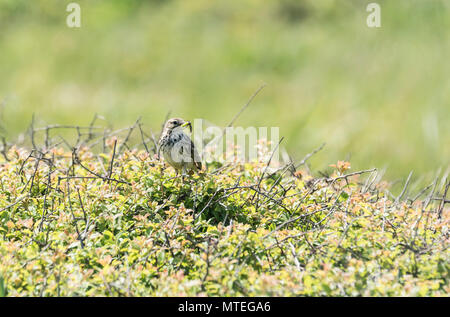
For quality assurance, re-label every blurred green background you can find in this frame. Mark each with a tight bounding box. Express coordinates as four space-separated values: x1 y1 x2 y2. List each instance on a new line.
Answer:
0 0 449 181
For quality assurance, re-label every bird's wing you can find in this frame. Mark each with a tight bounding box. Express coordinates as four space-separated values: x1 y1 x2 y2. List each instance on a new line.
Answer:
181 134 202 171
157 134 165 160
190 139 202 171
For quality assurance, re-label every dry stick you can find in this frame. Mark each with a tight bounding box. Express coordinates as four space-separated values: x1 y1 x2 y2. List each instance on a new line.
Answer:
38 158 53 232
194 177 242 222
163 232 175 257
29 114 38 149
96 155 108 176
57 135 75 153
412 176 438 244
210 84 267 159
76 186 88 223
363 168 384 193
65 177 85 248
44 127 50 149
30 150 55 167
329 216 363 260
0 194 29 212
395 171 413 204
17 150 35 177
34 124 104 132
264 172 294 208
259 136 284 183
108 139 117 180
210 163 232 175
264 143 326 205
75 126 82 147
201 238 212 291
148 130 158 154
59 175 130 185
289 188 319 213
23 152 44 194
231 184 292 213
102 129 107 153
71 149 130 185
86 126 136 149
294 142 326 170
303 231 316 254
409 182 434 204
266 156 294 182
1 136 10 161
437 180 449 219
295 196 342 243
264 228 321 251
288 242 303 272
330 168 377 184
87 114 99 142
119 119 140 153
137 121 150 153
251 136 284 207
315 189 349 228
263 208 326 239
225 84 267 130
194 189 222 222
423 176 445 242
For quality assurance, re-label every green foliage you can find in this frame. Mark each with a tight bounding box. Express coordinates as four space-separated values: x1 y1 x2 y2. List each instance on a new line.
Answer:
0 275 6 297
0 142 448 296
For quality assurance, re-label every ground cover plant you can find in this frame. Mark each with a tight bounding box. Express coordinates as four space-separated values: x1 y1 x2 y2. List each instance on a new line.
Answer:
0 122 448 296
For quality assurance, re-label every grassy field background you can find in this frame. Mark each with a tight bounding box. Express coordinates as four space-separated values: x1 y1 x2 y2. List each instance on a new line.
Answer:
0 0 449 183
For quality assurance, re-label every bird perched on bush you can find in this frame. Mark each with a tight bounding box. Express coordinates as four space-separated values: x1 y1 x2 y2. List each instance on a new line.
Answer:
158 118 202 175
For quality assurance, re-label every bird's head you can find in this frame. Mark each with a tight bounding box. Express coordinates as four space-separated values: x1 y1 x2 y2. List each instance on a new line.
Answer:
164 118 192 133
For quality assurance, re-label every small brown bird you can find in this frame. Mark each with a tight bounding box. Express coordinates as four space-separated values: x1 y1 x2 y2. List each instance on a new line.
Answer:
158 118 202 175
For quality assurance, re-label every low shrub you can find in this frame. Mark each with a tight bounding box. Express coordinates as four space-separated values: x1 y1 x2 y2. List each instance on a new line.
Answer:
0 142 448 296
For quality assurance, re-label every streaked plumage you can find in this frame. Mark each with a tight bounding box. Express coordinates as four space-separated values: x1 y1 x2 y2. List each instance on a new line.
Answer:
158 118 202 174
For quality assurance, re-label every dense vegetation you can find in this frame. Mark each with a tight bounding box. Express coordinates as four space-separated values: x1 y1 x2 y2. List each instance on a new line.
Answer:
0 136 448 296
1 0 448 297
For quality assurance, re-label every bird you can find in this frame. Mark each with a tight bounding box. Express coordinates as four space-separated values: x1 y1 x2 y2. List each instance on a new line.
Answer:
158 118 202 176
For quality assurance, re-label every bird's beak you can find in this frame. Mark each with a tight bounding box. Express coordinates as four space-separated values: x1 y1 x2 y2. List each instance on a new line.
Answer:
181 121 192 132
